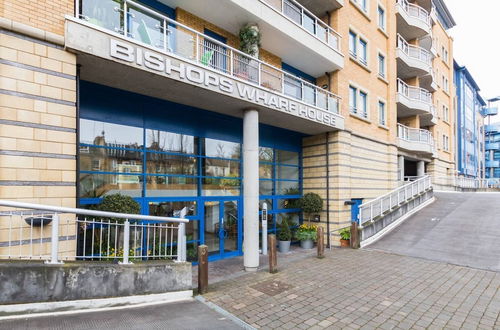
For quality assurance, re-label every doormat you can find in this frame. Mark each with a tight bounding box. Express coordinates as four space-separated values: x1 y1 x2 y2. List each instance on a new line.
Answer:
250 280 294 296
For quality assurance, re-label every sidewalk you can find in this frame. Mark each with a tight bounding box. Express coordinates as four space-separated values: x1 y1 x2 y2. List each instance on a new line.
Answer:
202 248 500 329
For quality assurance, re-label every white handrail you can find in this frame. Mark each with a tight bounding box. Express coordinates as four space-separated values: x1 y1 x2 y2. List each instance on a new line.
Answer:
358 175 432 225
397 78 432 104
397 34 431 67
78 0 341 114
433 176 500 189
397 123 434 145
396 0 431 27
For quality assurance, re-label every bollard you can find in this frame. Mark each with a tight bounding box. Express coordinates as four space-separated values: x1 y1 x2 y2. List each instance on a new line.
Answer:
268 234 277 273
350 222 359 249
317 226 325 259
198 245 208 294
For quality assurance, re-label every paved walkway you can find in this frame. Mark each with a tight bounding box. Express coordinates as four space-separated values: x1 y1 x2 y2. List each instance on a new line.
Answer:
203 249 500 329
368 192 500 272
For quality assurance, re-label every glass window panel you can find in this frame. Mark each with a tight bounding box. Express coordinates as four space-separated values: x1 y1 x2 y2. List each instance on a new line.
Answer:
277 165 299 180
202 178 240 196
146 153 197 175
146 130 197 154
149 201 197 217
259 164 273 179
259 147 274 161
259 180 273 195
259 199 273 210
80 147 143 173
204 138 240 159
279 197 301 209
349 31 357 55
277 181 299 195
204 158 240 177
277 213 300 226
359 39 367 64
276 150 299 165
80 119 143 148
79 173 142 198
146 176 197 197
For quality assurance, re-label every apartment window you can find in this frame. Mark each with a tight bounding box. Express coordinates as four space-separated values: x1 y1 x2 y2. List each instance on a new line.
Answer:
352 0 368 12
443 105 449 122
359 91 368 117
378 53 385 78
349 86 357 113
442 134 449 151
441 46 449 63
442 76 449 93
359 38 368 65
378 5 385 30
349 30 357 56
378 101 386 126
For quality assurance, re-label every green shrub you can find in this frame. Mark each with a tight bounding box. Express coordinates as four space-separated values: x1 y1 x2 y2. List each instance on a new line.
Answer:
339 227 350 240
299 193 323 223
295 224 318 242
277 216 292 241
91 194 140 222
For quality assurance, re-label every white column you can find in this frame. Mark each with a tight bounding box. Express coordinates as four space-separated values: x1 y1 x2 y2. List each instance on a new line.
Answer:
398 155 405 181
243 109 259 271
417 160 425 177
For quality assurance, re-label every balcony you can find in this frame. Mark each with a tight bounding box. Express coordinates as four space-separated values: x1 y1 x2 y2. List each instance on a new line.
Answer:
295 0 344 15
396 0 431 40
420 70 438 92
483 107 499 116
68 0 344 134
160 0 344 76
396 34 432 79
420 105 437 126
397 124 435 156
485 125 500 133
486 142 500 150
396 79 433 117
486 160 500 168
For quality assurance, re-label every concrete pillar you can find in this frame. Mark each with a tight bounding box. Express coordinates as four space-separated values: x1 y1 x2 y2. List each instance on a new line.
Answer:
398 156 405 181
243 109 259 271
417 160 425 177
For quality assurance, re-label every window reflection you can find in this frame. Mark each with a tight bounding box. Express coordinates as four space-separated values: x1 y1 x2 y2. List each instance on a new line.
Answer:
204 138 240 159
149 201 197 217
276 150 299 165
80 147 143 173
277 165 299 180
259 147 273 162
203 158 239 177
79 173 142 198
146 129 197 154
146 153 197 175
146 176 197 197
259 164 273 179
80 119 143 148
202 178 240 196
259 180 273 195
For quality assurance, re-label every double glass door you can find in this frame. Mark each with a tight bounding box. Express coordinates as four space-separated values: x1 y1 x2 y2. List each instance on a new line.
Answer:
204 200 239 258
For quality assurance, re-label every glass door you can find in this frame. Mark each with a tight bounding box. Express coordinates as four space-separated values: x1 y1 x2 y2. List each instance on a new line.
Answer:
203 200 239 259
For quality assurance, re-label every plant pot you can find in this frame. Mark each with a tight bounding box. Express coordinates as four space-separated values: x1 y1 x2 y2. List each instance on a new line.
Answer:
278 240 291 253
25 215 52 227
300 239 314 249
340 239 350 248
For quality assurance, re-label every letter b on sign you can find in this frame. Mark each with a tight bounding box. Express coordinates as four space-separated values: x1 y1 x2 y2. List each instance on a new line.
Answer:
110 39 134 62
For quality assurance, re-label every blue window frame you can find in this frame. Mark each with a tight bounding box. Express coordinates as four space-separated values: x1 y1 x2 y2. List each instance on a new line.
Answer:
349 30 357 56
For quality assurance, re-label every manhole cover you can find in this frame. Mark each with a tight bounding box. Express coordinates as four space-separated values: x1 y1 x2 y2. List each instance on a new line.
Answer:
250 280 294 296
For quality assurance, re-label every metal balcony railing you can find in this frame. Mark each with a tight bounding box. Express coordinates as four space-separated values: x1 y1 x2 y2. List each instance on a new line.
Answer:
358 175 432 225
433 176 500 189
260 0 342 53
396 0 431 27
397 34 432 67
397 123 434 145
0 199 189 264
397 79 432 105
78 0 341 114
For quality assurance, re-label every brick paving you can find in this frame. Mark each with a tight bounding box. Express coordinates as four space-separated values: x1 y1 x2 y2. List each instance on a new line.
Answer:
202 249 500 329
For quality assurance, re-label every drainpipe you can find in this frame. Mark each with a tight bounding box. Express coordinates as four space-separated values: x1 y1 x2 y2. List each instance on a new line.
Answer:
325 132 331 248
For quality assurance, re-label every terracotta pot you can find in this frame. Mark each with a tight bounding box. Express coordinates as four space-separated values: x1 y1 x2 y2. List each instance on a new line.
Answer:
340 239 350 248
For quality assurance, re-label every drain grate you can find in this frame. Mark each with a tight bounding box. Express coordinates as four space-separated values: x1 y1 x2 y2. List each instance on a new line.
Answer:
250 280 294 296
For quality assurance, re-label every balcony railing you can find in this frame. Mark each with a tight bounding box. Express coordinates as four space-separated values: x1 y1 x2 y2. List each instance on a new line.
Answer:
397 34 432 67
78 0 341 114
260 0 342 53
397 79 432 105
396 0 431 27
397 123 434 146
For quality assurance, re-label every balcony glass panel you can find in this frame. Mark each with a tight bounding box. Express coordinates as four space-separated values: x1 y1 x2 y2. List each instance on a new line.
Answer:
81 0 122 32
283 0 301 24
284 75 302 100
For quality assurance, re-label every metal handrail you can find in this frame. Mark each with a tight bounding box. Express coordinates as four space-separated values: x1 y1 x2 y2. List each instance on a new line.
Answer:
358 175 432 225
397 123 434 145
77 0 341 114
433 176 500 189
396 0 431 27
397 34 431 67
260 0 342 53
397 78 432 104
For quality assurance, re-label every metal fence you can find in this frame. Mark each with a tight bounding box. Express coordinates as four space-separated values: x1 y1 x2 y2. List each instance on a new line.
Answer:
78 0 341 114
359 176 432 225
397 78 432 105
397 34 432 67
0 200 188 264
433 176 500 189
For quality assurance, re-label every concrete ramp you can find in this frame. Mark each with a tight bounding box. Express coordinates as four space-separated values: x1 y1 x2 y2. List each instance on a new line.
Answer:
365 192 500 272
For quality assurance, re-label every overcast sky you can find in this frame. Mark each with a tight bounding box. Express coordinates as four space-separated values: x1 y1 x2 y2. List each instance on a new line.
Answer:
446 0 500 120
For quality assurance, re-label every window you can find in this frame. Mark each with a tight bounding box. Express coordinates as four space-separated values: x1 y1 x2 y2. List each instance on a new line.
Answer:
358 38 368 65
378 101 386 126
378 53 385 78
359 91 368 117
442 134 449 151
378 5 385 30
443 105 449 122
349 30 357 56
441 46 449 63
349 85 369 118
349 86 357 113
442 76 449 93
352 0 368 12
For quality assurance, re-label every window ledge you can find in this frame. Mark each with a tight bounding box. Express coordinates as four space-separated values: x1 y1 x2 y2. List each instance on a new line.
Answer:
378 27 388 38
350 112 372 123
350 0 371 21
378 124 389 131
349 55 371 72
378 75 389 85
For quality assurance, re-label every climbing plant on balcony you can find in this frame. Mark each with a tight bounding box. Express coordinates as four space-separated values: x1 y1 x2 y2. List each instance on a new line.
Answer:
239 24 261 57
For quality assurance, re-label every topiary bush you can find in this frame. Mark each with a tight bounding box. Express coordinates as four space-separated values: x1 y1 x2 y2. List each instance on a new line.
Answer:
299 193 323 224
277 216 292 241
91 194 140 223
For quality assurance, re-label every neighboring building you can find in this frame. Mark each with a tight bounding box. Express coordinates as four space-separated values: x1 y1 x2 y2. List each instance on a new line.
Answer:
484 121 500 180
0 0 456 265
453 61 486 178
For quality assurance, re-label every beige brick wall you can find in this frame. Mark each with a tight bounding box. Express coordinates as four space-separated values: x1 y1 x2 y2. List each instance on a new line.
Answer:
0 0 73 36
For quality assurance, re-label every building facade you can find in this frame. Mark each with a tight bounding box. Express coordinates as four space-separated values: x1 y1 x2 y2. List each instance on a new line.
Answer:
484 120 500 180
0 0 457 265
453 61 486 178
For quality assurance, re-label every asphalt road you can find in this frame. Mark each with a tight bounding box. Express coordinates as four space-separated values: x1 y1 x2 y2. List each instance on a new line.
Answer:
0 300 242 330
367 192 500 272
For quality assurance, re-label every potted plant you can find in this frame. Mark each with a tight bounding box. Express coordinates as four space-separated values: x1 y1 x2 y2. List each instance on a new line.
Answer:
277 216 292 253
297 193 323 249
339 227 350 247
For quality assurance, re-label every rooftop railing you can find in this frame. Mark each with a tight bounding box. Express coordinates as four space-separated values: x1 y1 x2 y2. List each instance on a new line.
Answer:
396 0 431 27
260 0 342 53
397 78 432 105
397 34 432 67
78 0 341 114
397 123 434 146
0 199 188 264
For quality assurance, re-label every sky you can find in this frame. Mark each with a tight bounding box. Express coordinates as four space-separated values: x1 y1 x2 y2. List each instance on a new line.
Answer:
446 0 500 121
